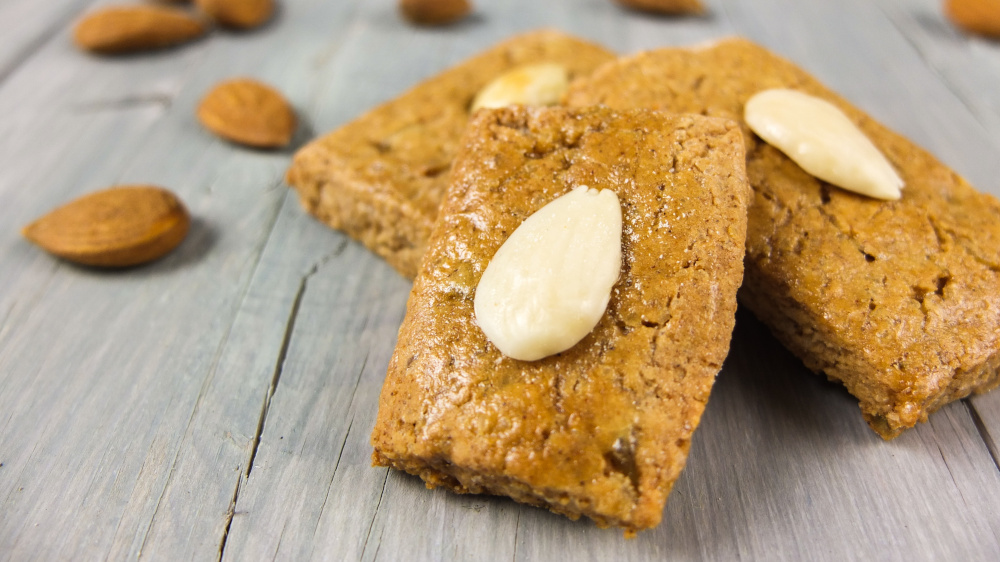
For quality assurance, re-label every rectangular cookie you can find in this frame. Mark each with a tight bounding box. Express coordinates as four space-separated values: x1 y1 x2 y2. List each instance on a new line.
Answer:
285 29 616 279
565 38 1000 439
370 106 750 533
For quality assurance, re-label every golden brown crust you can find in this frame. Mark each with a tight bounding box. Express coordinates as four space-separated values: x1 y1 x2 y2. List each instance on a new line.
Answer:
566 37 1000 439
284 30 616 279
371 106 750 533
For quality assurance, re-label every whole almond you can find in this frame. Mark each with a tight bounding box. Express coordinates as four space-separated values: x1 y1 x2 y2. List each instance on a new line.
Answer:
197 78 296 148
614 0 704 14
399 0 472 25
22 186 191 267
73 6 206 54
945 0 1000 37
195 0 274 30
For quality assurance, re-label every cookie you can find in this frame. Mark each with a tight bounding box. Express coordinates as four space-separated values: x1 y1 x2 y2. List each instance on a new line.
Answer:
566 38 1000 439
371 106 750 533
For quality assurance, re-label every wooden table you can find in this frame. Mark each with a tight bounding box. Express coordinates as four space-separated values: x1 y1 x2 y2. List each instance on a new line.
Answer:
2 0 999 559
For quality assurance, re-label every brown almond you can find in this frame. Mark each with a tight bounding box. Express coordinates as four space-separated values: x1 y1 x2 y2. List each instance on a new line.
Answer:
73 6 206 54
945 0 1000 37
195 0 274 30
399 0 472 25
22 186 190 267
197 78 296 148
614 0 704 14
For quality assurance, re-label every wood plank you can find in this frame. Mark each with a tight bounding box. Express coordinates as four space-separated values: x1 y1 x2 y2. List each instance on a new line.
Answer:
0 20 218 559
0 0 93 82
1 0 999 559
873 0 1000 152
0 0 362 558
105 1 376 558
0 0 212 336
219 242 413 561
972 392 1000 470
0 188 285 560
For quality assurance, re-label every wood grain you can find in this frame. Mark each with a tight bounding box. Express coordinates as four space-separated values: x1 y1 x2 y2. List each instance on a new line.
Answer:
1 0 999 559
0 0 94 81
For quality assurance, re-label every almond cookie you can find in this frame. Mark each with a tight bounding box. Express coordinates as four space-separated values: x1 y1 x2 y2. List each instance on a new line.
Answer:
566 38 1000 439
372 106 750 534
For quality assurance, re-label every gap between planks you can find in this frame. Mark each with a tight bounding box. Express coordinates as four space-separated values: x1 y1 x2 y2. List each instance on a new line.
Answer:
133 192 291 557
965 399 1000 473
217 238 349 561
359 471 390 562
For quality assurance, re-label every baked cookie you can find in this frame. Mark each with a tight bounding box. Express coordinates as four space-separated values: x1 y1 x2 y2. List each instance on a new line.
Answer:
566 38 1000 439
285 29 615 279
371 106 750 534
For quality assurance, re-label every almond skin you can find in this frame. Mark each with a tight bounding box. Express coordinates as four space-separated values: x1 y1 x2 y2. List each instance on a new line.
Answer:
22 186 191 267
195 0 274 30
614 0 704 14
73 6 206 54
945 0 1000 37
399 0 472 25
197 78 296 148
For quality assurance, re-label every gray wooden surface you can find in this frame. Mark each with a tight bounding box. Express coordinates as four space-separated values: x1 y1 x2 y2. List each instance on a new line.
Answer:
1 0 999 560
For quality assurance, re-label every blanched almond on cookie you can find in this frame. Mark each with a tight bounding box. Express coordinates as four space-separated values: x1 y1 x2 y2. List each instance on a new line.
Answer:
22 186 190 267
73 6 206 54
195 0 274 30
197 78 296 148
945 0 1000 37
471 63 569 111
399 0 472 25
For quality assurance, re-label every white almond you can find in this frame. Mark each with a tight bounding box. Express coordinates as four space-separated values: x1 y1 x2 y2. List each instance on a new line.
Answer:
744 88 904 200
471 63 569 112
474 186 622 361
